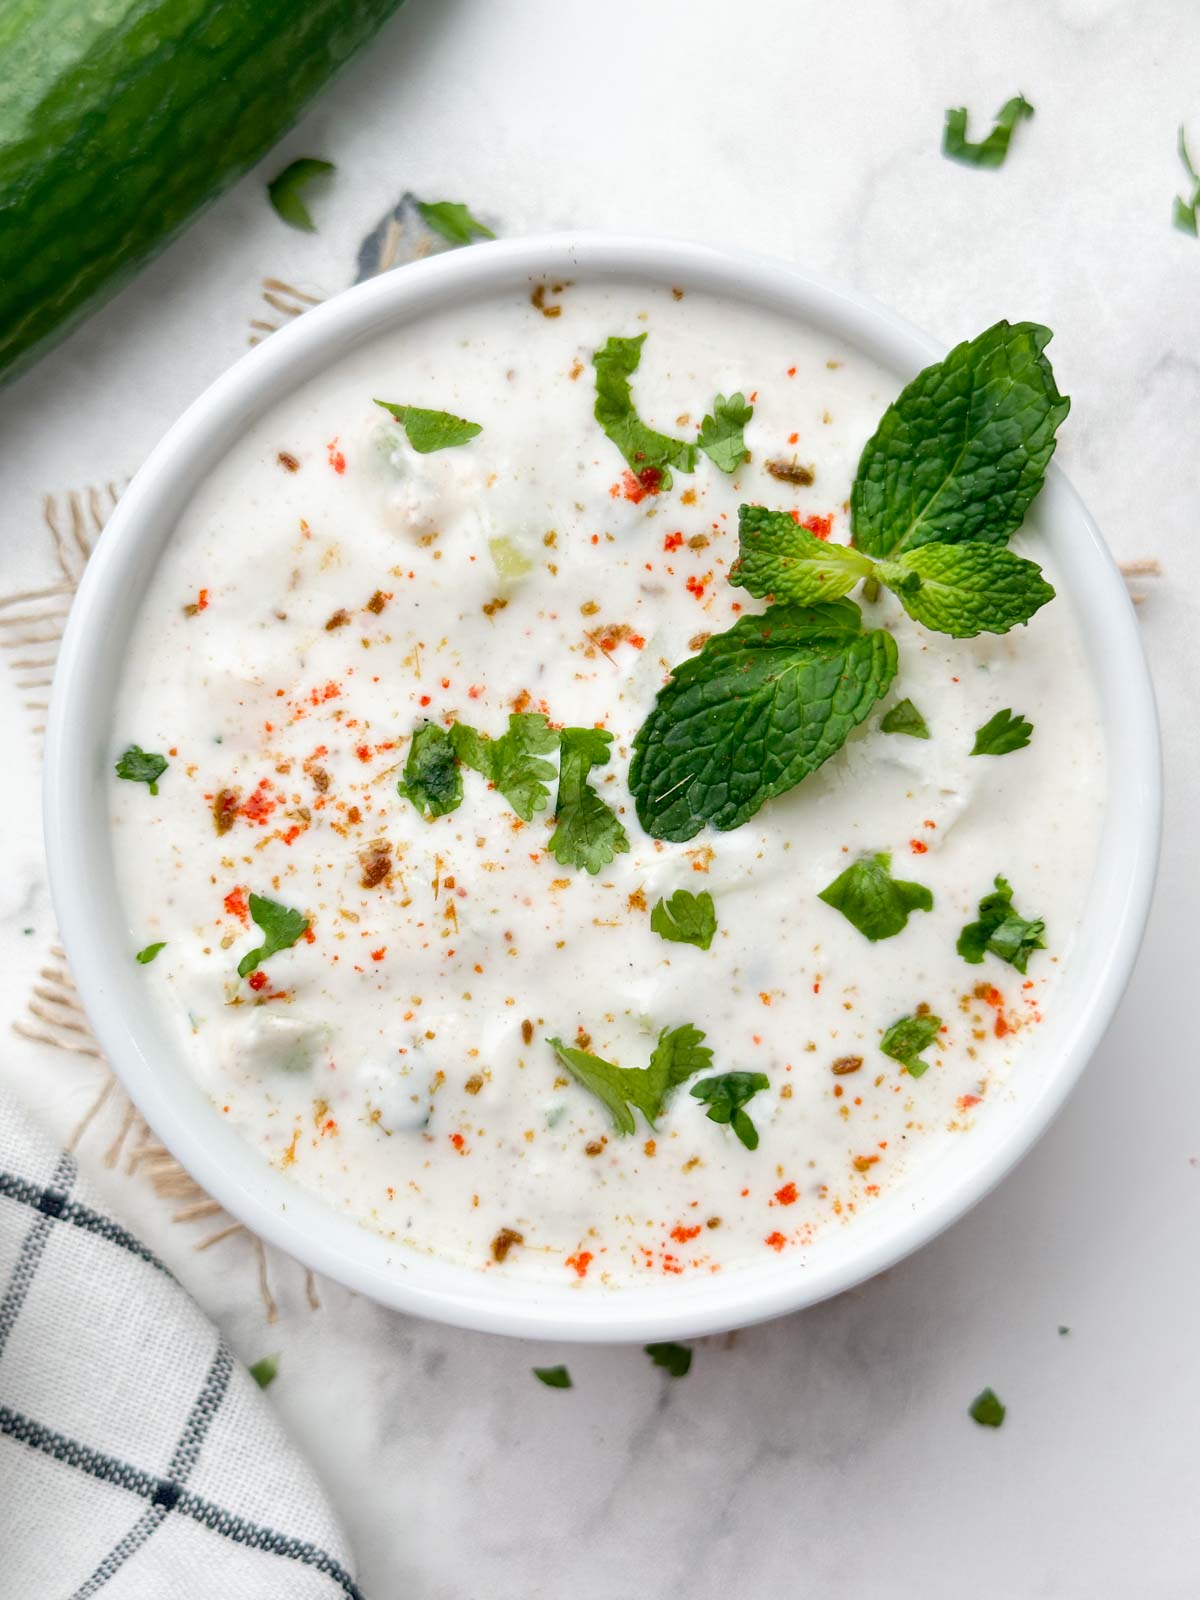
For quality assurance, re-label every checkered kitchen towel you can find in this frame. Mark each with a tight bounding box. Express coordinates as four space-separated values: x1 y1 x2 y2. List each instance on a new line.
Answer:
0 1085 363 1598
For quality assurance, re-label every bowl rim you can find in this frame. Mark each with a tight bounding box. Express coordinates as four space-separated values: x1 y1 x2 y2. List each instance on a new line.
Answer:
44 233 1162 1341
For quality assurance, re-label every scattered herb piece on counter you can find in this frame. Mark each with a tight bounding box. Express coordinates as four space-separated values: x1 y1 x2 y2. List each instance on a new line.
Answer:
592 333 697 489
969 1387 1006 1427
971 707 1033 756
650 888 718 951
115 744 168 795
880 1011 942 1077
697 392 753 473
236 894 309 979
943 95 1034 168
416 200 495 246
267 159 335 232
546 1023 712 1136
135 942 166 965
1174 126 1200 235
249 1354 279 1389
533 1365 572 1389
690 1072 770 1150
957 875 1045 973
452 713 560 821
373 401 483 453
730 505 873 605
872 542 1055 637
880 698 930 739
645 1342 693 1377
819 852 933 942
548 726 630 874
397 722 464 819
1058 1325 1071 1336
630 600 897 841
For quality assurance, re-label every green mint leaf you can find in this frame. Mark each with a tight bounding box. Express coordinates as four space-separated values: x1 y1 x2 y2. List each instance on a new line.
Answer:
115 744 168 795
533 1365 572 1388
697 392 753 473
877 542 1055 637
850 320 1069 560
135 942 166 965
592 333 697 490
548 727 630 874
969 1387 1006 1427
416 199 495 246
236 894 309 979
880 1011 942 1077
690 1072 770 1150
373 400 482 453
397 722 463 818
547 1023 711 1136
650 888 717 951
249 1354 279 1389
880 697 930 739
267 158 335 232
971 708 1033 757
645 1342 692 1377
957 874 1045 973
943 95 1034 168
818 851 933 942
730 505 873 604
630 600 897 841
452 713 560 821
1173 126 1199 234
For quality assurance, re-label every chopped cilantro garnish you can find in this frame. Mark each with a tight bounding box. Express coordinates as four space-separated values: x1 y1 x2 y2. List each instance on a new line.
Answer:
697 392 753 473
880 698 930 739
645 1342 692 1377
397 722 463 819
971 708 1033 756
267 158 335 232
452 713 560 821
819 852 933 942
416 199 495 246
690 1072 770 1150
249 1354 279 1389
135 942 166 965
969 1387 1006 1427
650 888 717 951
957 875 1045 973
236 894 309 979
880 1011 942 1077
592 333 697 490
533 1365 572 1388
548 727 629 874
943 95 1034 168
546 1023 712 1136
373 400 482 453
115 745 168 795
1173 126 1200 235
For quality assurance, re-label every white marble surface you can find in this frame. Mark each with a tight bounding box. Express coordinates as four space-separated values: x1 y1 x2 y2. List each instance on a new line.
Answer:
2 1 1198 1594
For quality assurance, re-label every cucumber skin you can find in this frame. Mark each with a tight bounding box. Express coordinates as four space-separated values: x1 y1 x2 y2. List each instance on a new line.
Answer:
0 0 405 385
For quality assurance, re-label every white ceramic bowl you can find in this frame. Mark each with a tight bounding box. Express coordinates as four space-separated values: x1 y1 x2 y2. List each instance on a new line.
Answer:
44 235 1161 1342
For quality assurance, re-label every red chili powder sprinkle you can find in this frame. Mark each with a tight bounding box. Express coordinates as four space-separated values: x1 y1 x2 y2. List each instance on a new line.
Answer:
910 838 929 854
685 573 712 599
326 438 346 474
239 780 276 825
788 432 799 444
247 971 268 992
765 1231 787 1252
450 1133 465 1152
671 1224 702 1243
419 694 431 707
370 947 386 961
565 1250 593 1278
774 1182 799 1206
223 887 249 924
355 744 372 763
801 513 833 540
663 531 685 552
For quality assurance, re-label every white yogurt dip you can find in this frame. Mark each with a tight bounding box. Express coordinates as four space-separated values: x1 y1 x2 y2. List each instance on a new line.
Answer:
109 280 1104 1287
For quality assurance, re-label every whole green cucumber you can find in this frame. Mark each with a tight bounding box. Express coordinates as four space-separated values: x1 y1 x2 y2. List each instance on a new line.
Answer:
0 0 405 385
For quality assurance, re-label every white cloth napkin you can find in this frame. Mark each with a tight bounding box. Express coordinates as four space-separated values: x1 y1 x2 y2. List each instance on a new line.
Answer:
0 1085 362 1599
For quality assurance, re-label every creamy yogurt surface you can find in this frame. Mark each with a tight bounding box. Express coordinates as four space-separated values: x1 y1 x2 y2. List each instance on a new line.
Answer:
109 279 1104 1288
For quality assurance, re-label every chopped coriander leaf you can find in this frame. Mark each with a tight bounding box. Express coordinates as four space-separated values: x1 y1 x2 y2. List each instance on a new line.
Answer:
546 1023 712 1136
880 1011 942 1078
697 392 753 473
416 199 495 246
373 400 482 453
115 744 168 795
1058 1325 1071 1337
398 722 463 818
818 852 933 942
690 1072 770 1150
645 1342 692 1377
1174 126 1200 235
730 505 873 605
533 1365 572 1389
943 95 1034 168
969 1387 1006 1427
592 333 697 489
249 1354 279 1389
548 727 629 874
880 697 930 739
267 158 335 231
135 942 166 965
874 542 1055 638
236 894 309 979
650 888 717 951
630 600 897 841
452 713 560 821
957 875 1045 974
971 707 1033 756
